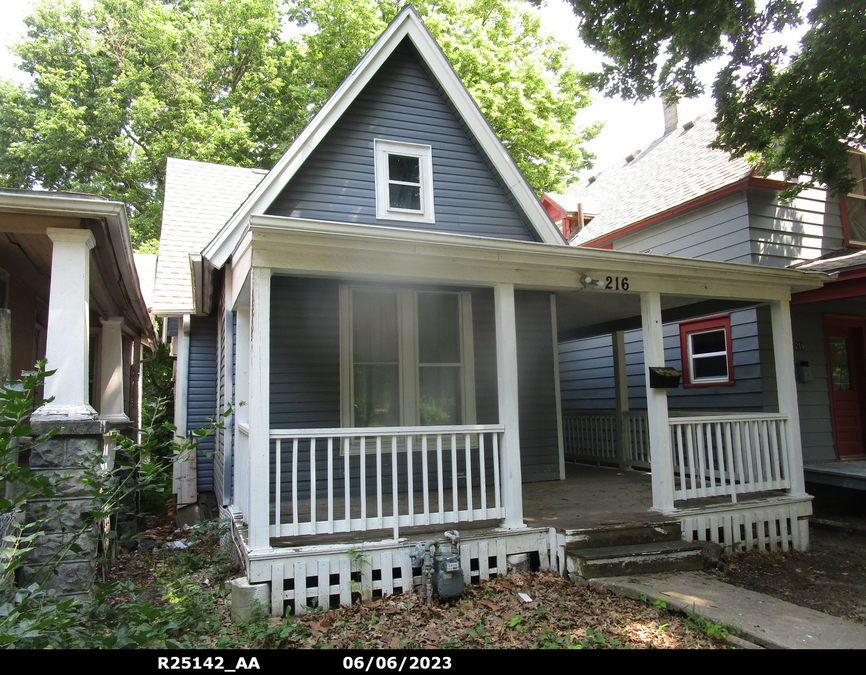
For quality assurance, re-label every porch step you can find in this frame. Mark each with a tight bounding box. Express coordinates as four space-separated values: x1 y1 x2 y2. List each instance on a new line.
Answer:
566 521 683 549
565 522 705 580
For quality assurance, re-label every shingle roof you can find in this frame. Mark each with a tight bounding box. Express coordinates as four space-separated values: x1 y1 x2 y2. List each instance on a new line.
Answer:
793 248 866 273
551 112 754 246
152 158 265 314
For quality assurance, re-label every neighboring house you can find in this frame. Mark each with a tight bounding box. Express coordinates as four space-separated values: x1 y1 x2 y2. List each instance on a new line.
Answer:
0 188 157 599
547 110 866 492
151 8 829 615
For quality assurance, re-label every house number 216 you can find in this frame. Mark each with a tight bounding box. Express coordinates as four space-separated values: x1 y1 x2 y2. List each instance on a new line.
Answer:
605 276 629 291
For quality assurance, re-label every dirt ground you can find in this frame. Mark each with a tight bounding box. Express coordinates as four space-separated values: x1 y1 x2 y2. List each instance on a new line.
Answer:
705 484 866 626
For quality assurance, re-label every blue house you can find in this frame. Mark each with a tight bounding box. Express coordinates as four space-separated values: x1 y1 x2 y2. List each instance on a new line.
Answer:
151 8 828 615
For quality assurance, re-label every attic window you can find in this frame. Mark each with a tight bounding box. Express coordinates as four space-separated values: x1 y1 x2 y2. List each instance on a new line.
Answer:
374 139 434 224
844 151 866 246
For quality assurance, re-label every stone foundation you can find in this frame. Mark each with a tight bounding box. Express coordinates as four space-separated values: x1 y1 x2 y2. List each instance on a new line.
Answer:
23 419 110 601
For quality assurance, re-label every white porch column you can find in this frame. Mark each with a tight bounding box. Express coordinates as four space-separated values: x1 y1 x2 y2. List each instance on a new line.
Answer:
248 266 272 551
234 302 251 520
771 299 807 497
494 283 525 529
98 317 129 424
612 330 630 471
640 292 675 512
33 228 97 422
221 264 235 507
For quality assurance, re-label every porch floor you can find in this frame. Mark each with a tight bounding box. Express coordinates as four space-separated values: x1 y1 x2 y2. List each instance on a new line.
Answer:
804 460 866 491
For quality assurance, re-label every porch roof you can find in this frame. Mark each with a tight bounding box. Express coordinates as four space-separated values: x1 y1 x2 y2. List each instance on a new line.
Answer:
230 214 832 337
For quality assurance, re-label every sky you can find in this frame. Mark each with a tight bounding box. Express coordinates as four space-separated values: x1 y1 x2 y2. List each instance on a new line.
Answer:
0 0 813 184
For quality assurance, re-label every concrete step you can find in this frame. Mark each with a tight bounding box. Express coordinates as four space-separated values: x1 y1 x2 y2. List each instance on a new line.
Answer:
566 521 683 549
566 539 706 579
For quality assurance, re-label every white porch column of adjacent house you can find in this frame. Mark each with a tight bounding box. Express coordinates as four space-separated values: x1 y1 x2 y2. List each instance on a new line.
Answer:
640 291 675 512
771 299 807 497
494 283 525 529
98 317 129 424
33 228 97 421
173 315 197 506
248 266 272 552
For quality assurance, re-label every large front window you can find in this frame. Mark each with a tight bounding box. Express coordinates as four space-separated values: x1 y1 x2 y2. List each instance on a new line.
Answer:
341 286 474 427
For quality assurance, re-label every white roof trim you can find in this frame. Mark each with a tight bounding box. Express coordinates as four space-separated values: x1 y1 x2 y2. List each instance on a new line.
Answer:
201 6 563 268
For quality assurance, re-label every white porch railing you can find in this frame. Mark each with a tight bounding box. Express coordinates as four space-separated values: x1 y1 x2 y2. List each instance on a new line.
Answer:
562 411 650 468
268 425 505 539
670 414 790 502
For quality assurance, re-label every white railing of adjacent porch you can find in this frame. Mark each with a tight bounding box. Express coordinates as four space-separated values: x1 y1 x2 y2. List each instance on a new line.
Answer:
562 411 650 468
268 425 505 539
670 413 790 502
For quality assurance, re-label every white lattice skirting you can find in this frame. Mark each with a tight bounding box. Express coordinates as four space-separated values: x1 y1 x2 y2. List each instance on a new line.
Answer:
678 498 812 552
241 527 564 616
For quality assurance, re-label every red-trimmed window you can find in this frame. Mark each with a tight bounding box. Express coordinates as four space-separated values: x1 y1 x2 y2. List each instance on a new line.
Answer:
679 315 734 388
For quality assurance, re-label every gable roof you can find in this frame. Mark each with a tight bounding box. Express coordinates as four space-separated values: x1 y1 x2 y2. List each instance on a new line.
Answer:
549 112 754 246
152 158 265 314
200 5 564 268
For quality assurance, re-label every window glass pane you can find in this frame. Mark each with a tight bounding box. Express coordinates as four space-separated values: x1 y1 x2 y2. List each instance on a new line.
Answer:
388 184 421 210
693 355 728 380
419 366 461 425
353 291 398 362
830 337 852 391
354 365 400 427
388 154 420 183
847 197 866 243
691 329 726 355
418 293 460 364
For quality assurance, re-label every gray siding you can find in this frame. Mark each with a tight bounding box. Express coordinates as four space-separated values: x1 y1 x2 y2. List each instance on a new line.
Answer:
188 315 218 493
266 40 540 242
613 192 753 263
748 187 844 268
515 291 560 482
559 308 775 414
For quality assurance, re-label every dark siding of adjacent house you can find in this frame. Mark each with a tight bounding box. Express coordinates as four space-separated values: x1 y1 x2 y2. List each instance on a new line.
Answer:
188 315 218 493
265 39 541 243
559 307 775 414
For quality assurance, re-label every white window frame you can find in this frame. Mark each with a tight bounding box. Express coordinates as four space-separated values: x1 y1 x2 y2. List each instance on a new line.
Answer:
339 286 475 430
374 139 435 224
679 315 734 388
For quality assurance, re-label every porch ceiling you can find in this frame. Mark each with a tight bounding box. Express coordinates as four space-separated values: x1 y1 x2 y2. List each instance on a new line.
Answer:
554 290 759 341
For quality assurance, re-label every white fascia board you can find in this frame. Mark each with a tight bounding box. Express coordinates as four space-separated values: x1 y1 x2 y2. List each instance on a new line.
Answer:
203 7 563 268
248 214 832 295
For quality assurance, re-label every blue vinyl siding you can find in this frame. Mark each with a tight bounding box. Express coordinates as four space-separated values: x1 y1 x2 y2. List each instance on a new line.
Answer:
559 308 775 414
188 315 218 492
266 39 540 242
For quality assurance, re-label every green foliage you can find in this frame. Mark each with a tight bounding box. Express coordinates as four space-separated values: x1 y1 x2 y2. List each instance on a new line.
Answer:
0 0 597 249
556 0 865 196
686 614 730 640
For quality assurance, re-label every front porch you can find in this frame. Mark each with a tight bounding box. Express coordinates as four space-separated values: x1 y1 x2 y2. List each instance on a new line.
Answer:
211 218 827 615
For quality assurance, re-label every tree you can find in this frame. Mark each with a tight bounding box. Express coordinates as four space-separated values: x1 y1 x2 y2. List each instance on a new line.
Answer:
557 0 865 195
0 0 597 249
